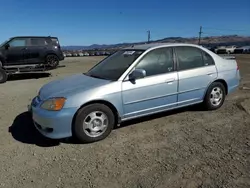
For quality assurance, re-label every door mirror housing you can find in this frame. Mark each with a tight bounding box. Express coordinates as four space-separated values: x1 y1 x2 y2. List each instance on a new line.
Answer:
129 69 146 80
4 43 10 50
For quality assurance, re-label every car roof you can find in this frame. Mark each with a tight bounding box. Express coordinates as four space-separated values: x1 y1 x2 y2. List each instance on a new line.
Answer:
124 43 203 50
10 36 58 39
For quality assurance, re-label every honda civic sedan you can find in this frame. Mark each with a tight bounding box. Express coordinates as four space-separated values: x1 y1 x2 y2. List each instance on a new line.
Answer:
29 43 240 143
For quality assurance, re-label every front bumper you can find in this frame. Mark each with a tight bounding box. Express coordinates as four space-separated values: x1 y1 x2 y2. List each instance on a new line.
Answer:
29 97 78 139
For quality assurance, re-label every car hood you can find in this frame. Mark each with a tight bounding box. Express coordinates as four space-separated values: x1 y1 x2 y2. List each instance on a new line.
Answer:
39 73 111 100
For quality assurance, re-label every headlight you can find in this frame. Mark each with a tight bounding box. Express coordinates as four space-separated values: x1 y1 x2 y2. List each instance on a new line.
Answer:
41 97 66 111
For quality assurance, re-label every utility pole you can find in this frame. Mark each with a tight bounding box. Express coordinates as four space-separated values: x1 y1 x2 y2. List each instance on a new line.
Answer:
198 26 203 45
147 30 151 43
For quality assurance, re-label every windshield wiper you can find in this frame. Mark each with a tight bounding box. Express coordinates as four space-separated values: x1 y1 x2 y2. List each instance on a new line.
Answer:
87 73 107 80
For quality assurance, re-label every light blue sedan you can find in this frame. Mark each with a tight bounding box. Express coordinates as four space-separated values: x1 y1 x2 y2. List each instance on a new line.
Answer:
29 43 240 143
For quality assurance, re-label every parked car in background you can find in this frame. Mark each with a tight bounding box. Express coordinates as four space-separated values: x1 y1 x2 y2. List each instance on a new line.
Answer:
29 43 240 143
105 51 111 55
0 36 64 68
225 45 237 54
66 53 72 57
95 52 100 56
215 46 227 54
0 36 64 83
84 52 89 56
100 51 106 56
73 53 78 57
215 45 237 54
234 46 250 54
78 52 84 57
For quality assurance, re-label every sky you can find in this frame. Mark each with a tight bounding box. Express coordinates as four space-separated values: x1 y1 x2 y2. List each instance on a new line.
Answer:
0 0 249 46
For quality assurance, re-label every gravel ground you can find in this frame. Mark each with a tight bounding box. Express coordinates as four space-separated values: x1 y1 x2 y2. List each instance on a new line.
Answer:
0 55 250 188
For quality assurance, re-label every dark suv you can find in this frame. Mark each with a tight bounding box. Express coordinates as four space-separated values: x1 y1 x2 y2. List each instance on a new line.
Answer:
0 36 64 69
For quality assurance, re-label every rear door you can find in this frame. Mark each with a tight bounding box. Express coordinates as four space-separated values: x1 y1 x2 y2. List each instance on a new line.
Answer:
25 38 48 64
175 46 217 106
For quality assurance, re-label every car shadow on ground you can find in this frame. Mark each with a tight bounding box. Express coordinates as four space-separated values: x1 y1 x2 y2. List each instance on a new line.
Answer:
116 104 206 129
8 72 51 82
8 104 205 147
8 111 60 147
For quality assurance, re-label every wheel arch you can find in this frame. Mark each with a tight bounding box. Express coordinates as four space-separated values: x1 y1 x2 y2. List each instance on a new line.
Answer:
71 100 121 132
203 79 228 99
45 52 59 60
0 56 6 68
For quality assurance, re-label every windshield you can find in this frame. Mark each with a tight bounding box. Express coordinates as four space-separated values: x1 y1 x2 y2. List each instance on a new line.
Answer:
86 49 144 81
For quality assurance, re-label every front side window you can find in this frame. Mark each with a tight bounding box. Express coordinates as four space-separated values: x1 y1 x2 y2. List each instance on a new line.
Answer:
175 46 204 71
86 50 144 81
8 38 26 47
135 47 174 77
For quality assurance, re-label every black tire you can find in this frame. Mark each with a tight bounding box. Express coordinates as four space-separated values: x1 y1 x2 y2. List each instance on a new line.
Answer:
0 69 8 84
46 54 59 68
73 104 115 143
203 82 226 110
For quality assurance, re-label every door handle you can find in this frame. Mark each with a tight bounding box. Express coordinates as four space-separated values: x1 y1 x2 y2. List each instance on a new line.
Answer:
207 72 214 76
22 47 28 50
165 78 175 83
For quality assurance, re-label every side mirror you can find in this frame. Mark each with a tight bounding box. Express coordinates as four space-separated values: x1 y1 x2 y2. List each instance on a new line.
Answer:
129 69 146 80
5 44 10 50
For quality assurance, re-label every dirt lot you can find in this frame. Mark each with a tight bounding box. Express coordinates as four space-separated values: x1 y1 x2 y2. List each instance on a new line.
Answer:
0 55 250 188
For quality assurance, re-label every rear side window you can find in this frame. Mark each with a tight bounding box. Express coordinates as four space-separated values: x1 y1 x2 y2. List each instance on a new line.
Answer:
202 51 215 66
175 46 204 71
30 38 46 46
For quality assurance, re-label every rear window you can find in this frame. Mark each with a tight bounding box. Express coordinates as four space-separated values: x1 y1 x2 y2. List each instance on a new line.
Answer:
51 38 60 46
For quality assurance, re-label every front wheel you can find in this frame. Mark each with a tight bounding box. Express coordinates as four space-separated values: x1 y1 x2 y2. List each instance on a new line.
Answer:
46 54 59 68
203 82 226 110
73 104 115 143
0 69 8 84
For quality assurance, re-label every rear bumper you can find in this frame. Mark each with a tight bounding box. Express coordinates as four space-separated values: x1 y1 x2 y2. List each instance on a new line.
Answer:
228 70 241 94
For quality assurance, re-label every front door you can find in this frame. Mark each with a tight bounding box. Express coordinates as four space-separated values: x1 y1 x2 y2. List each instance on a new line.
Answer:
5 38 28 65
122 47 178 120
175 46 218 106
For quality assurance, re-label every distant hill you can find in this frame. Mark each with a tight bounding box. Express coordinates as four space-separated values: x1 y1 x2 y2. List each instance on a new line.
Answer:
62 35 250 50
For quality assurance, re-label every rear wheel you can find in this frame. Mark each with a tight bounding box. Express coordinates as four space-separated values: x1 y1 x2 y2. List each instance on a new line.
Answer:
0 68 8 84
73 104 115 143
203 82 226 110
46 54 59 68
